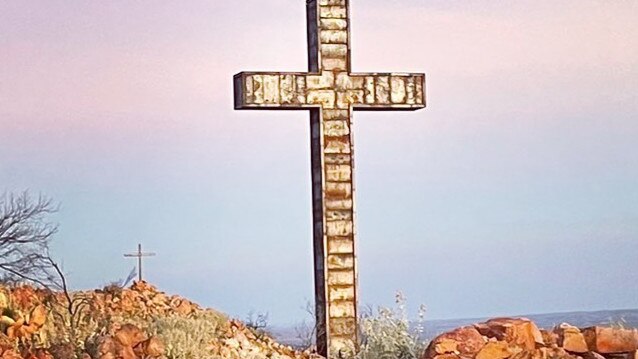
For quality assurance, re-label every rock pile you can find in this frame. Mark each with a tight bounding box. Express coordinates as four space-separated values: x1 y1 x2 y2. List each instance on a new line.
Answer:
0 281 321 359
422 318 638 359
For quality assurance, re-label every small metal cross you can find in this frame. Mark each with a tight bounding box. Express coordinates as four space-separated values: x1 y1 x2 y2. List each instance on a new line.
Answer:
124 243 156 282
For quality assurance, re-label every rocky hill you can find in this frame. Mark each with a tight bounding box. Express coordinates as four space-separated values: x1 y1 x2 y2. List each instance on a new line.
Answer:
0 281 321 359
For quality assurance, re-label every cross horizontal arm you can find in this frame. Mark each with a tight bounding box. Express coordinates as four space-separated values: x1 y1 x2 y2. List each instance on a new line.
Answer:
234 72 314 110
234 71 425 111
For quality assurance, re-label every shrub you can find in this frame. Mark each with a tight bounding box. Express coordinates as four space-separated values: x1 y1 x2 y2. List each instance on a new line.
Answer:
356 292 427 359
146 311 228 359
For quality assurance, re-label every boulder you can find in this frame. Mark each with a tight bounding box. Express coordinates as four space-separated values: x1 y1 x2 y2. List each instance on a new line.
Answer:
582 327 638 353
133 336 165 358
475 318 544 351
555 324 589 353
422 326 486 358
114 324 146 348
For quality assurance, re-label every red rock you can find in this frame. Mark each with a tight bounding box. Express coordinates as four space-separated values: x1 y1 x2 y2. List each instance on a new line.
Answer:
133 336 165 358
114 324 146 347
555 324 588 353
582 327 638 353
475 318 544 351
422 326 486 359
475 341 512 359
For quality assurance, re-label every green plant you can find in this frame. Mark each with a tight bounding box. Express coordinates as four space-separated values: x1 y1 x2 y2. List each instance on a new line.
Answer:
146 311 228 359
356 292 427 359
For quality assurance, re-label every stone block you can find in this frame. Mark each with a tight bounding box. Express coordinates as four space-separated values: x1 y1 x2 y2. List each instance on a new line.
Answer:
321 30 348 44
329 286 355 301
261 75 281 104
319 0 346 6
364 76 375 103
329 301 356 318
324 136 351 154
308 90 336 108
326 164 352 182
320 6 347 19
323 109 349 120
322 57 347 71
390 76 407 103
325 181 352 198
243 75 255 104
326 210 352 221
336 73 364 90
326 220 353 236
324 154 351 165
324 120 350 136
322 44 348 59
330 318 356 336
295 76 307 104
327 254 354 270
307 72 335 89
328 238 353 254
327 271 354 286
252 75 264 104
320 18 348 30
325 198 353 210
375 76 390 104
279 74 296 104
337 90 364 108
406 76 416 104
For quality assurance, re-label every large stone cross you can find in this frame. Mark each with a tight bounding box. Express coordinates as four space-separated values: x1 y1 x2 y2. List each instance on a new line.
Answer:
233 1 426 357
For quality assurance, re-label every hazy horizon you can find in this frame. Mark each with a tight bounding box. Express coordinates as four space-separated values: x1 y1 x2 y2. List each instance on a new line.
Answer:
1 0 637 325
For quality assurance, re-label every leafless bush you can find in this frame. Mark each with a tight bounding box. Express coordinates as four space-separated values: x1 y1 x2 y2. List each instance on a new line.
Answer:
0 191 61 288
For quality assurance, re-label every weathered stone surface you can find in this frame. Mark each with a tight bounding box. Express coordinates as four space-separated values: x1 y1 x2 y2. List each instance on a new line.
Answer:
475 318 544 351
327 238 353 254
582 327 638 354
326 220 353 236
320 6 347 19
475 341 512 359
423 326 486 359
322 57 347 71
307 90 336 108
329 301 355 318
390 76 407 103
331 318 356 336
327 271 354 286
375 76 390 104
556 324 589 353
329 286 355 301
320 18 347 30
327 254 354 270
307 72 335 89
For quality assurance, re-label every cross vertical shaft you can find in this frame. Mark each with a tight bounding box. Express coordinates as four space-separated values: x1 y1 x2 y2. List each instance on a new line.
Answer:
124 243 156 282
233 0 426 357
307 2 358 357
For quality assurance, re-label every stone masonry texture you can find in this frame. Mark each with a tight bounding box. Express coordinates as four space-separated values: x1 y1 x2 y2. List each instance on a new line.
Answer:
233 0 426 357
